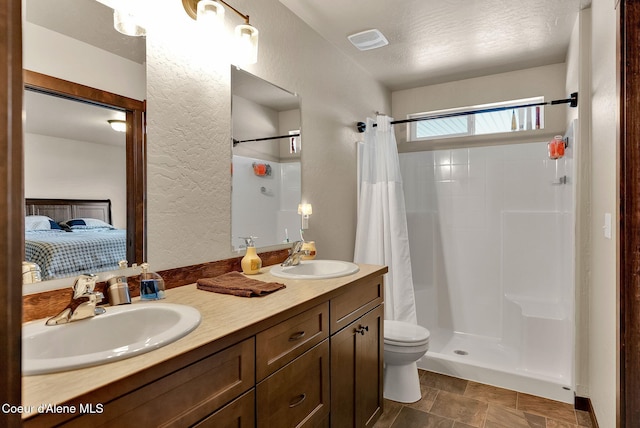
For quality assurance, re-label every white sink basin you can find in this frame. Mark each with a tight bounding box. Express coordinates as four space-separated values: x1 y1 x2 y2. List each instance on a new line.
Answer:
270 260 360 280
23 303 201 375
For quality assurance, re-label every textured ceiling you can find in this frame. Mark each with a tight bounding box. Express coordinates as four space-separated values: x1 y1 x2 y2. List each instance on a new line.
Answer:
279 0 591 90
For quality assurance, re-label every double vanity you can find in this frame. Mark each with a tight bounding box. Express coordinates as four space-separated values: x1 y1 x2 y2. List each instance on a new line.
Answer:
22 262 387 427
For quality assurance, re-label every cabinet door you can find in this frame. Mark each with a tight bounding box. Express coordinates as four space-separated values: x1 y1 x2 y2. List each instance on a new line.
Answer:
330 305 383 428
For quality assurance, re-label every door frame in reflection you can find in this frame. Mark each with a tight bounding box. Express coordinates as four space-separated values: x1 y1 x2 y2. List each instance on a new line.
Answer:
24 69 147 265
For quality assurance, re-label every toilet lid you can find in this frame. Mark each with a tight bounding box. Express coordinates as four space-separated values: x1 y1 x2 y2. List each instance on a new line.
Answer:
384 320 430 345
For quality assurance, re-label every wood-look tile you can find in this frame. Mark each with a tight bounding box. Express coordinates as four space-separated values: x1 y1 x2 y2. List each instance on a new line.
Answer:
429 390 488 427
546 419 579 428
464 381 518 408
575 410 593 427
421 370 469 395
391 407 454 428
407 385 439 412
373 399 403 428
452 422 477 428
484 404 545 428
517 393 577 425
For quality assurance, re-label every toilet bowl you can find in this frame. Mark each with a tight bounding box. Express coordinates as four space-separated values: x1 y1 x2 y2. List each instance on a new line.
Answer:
384 320 430 403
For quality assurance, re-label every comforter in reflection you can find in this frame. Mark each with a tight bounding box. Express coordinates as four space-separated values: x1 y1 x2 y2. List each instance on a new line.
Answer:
25 229 127 280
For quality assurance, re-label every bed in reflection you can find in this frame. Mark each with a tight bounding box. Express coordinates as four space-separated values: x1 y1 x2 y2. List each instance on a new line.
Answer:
24 199 126 280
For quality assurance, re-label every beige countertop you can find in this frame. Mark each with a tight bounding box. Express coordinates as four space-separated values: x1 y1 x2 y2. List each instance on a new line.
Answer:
21 263 386 419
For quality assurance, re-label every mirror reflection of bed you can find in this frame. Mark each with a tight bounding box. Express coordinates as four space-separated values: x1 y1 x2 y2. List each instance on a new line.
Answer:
24 199 127 281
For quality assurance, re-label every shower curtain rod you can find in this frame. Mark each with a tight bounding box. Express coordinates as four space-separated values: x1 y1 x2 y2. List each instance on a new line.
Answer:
233 132 300 146
356 92 578 133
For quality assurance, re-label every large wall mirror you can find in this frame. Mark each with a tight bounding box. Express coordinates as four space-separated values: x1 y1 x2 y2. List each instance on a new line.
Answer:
23 0 146 286
231 67 301 251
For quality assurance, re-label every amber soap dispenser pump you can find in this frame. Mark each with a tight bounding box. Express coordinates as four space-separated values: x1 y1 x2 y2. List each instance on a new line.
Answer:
240 236 262 275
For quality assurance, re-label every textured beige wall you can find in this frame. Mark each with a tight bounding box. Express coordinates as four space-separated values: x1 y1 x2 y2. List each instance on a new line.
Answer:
589 0 618 425
145 0 390 270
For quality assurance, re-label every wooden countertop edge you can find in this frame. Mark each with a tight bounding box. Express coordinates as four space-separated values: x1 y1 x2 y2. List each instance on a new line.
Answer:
22 263 387 423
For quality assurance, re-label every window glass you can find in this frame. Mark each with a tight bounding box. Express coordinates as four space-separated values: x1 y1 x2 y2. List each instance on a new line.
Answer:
409 97 544 141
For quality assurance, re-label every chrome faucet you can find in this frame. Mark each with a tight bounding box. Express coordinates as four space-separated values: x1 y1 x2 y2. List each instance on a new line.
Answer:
46 274 106 325
281 241 310 267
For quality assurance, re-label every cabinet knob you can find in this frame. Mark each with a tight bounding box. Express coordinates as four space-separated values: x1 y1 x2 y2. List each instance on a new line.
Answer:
355 325 369 335
289 393 307 408
288 331 306 341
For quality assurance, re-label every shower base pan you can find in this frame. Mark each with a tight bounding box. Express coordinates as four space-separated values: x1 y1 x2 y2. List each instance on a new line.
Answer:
417 328 574 404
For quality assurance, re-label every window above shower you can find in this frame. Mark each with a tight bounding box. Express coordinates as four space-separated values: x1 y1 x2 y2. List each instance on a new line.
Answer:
407 96 545 142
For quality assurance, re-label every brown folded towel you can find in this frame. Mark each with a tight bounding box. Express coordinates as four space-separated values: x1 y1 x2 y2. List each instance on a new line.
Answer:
196 271 286 297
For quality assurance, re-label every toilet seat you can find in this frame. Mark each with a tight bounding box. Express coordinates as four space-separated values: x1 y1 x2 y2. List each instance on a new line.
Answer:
384 320 430 347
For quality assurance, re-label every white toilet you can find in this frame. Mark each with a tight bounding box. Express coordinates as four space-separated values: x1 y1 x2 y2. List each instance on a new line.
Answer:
383 320 431 403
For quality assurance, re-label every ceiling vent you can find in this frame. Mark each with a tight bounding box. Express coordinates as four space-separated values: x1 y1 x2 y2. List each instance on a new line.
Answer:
347 29 389 51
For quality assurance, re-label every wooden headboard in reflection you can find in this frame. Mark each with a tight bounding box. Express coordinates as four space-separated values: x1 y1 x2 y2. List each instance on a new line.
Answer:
25 198 113 225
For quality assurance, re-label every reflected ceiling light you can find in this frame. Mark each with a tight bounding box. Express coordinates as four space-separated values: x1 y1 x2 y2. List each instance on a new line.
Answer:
113 9 146 37
182 0 259 65
108 119 127 132
95 0 146 37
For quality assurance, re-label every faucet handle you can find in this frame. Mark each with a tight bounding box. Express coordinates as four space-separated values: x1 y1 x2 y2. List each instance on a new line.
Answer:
290 240 304 253
72 274 98 299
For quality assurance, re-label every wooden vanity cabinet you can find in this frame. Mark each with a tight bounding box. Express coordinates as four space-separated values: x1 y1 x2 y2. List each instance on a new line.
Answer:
24 272 385 428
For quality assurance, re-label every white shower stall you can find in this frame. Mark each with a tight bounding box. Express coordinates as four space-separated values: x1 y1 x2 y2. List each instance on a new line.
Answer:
398 127 575 403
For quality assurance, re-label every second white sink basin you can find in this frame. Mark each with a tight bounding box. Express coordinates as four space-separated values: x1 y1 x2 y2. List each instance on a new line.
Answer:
23 303 201 375
270 260 360 280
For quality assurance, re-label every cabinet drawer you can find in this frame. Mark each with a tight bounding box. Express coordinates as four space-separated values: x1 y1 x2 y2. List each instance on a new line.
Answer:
193 389 255 428
256 302 329 381
330 275 383 334
62 338 255 428
257 340 330 428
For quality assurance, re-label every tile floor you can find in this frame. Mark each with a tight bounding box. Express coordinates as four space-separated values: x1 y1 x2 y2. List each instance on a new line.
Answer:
373 370 594 428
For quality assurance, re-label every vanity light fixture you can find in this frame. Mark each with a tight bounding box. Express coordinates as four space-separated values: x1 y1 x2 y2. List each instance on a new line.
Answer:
298 203 313 230
108 119 127 133
182 0 259 65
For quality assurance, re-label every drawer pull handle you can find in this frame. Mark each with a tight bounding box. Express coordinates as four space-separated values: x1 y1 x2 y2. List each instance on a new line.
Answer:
289 331 306 341
289 393 306 408
355 325 369 335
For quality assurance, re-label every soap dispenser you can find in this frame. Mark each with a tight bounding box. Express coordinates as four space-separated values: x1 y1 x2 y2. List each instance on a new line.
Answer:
107 260 131 305
240 236 262 275
139 263 166 300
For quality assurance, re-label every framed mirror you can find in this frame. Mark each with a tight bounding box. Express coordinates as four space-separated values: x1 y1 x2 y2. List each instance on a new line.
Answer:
23 0 146 285
231 67 301 251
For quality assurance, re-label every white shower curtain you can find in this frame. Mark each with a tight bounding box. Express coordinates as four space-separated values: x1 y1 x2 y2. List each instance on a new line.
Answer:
354 115 417 324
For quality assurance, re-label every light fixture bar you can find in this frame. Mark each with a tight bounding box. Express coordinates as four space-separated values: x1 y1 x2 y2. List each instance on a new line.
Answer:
216 0 250 24
182 0 250 24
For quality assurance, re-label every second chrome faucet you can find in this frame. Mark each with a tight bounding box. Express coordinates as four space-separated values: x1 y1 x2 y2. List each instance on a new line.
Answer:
281 241 310 267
